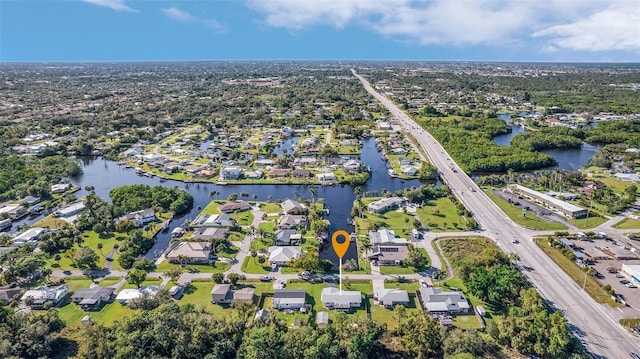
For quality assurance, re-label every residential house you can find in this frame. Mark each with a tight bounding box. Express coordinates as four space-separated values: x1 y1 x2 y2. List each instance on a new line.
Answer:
366 229 409 266
211 284 233 304
118 208 155 228
254 159 275 167
218 201 252 213
281 199 307 215
277 214 307 230
220 166 242 180
244 169 264 179
116 286 159 305
400 165 419 176
268 246 302 266
56 201 86 218
317 172 337 186
191 213 235 228
71 287 115 310
419 287 470 314
273 289 306 310
12 227 47 246
343 159 362 172
274 229 302 245
51 183 71 193
367 197 407 214
375 288 410 308
22 285 69 309
321 287 362 311
165 242 212 264
269 169 290 178
190 228 229 241
232 287 255 303
292 168 312 178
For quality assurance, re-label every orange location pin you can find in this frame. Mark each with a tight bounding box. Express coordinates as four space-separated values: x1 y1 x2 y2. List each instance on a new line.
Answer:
332 230 350 259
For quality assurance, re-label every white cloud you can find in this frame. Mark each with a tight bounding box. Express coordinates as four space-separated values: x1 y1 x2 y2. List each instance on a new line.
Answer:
247 0 640 51
533 3 640 51
83 0 138 13
162 7 226 33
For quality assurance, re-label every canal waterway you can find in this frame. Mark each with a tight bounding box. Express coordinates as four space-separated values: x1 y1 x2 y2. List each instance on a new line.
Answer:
494 114 597 171
61 138 423 265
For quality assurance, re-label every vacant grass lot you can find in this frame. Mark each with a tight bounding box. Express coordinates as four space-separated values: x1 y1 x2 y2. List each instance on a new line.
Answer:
241 256 271 274
383 280 421 293
485 190 567 230
613 218 640 229
156 261 231 274
568 216 608 229
370 296 422 330
535 237 621 307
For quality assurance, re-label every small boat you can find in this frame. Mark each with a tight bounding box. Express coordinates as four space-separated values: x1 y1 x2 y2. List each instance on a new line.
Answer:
388 169 398 178
159 178 167 182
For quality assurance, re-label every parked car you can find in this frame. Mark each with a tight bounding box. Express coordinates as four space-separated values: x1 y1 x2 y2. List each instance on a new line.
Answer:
259 276 272 282
278 281 286 289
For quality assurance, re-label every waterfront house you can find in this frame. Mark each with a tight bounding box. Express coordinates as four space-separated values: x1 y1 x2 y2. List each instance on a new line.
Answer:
165 242 212 264
281 199 307 215
367 197 407 214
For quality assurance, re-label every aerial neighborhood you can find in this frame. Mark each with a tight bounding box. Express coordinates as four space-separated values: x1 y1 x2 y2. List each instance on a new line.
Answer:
0 62 639 358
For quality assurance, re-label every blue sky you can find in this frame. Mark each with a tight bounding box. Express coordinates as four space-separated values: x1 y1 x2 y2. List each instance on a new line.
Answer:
1 0 639 62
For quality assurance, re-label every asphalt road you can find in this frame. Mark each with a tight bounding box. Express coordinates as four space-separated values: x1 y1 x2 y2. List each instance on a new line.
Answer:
352 69 639 358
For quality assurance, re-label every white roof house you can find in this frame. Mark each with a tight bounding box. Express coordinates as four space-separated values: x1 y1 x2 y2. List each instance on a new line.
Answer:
367 197 407 213
12 227 47 246
369 229 408 245
51 183 71 193
268 246 302 265
343 159 362 171
400 165 418 176
321 287 362 311
56 201 86 218
116 285 159 305
419 287 470 314
22 285 68 308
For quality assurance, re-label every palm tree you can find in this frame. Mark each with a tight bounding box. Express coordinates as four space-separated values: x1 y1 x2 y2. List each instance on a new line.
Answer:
177 254 189 268
309 185 318 204
252 194 258 202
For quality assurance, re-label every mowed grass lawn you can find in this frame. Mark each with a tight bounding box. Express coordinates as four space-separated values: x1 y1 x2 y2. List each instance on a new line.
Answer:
242 256 271 274
58 301 137 328
156 261 231 274
568 215 608 229
485 190 567 230
286 282 369 323
613 218 640 229
370 296 422 330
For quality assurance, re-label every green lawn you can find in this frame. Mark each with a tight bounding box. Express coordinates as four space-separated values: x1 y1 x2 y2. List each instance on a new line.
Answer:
62 278 94 292
535 238 621 307
285 282 369 322
33 214 67 230
485 190 568 230
383 280 421 293
380 266 418 275
179 281 232 319
568 216 608 229
120 277 162 290
241 256 271 274
57 299 138 328
453 314 483 329
613 218 640 229
99 276 123 287
258 221 276 233
217 245 239 259
259 202 282 214
156 261 231 274
200 201 223 215
370 296 422 330
250 237 271 252
263 297 313 327
228 231 245 242
235 210 254 226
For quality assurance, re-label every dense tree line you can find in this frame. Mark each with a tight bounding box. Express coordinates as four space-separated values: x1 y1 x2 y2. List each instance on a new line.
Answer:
510 127 585 151
0 155 81 201
585 119 640 147
0 305 66 359
420 117 557 172
110 184 194 217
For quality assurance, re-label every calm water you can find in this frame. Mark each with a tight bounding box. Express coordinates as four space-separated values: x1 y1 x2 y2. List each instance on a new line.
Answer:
493 114 597 171
63 138 423 265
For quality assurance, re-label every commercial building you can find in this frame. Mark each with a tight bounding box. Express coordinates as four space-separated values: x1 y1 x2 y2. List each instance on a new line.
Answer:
507 184 587 218
621 264 640 284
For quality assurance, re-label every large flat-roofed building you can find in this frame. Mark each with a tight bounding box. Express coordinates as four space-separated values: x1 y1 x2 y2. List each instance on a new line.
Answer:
621 264 640 284
367 197 407 214
507 184 587 218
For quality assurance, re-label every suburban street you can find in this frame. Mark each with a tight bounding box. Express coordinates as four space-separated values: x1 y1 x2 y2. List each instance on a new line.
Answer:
352 69 639 358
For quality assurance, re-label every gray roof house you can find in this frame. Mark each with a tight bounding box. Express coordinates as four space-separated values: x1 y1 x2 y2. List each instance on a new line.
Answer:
211 284 233 304
273 289 306 310
375 288 410 308
281 199 307 215
277 214 307 230
268 246 302 265
274 229 302 246
321 286 362 311
71 287 115 310
191 213 235 228
419 287 470 314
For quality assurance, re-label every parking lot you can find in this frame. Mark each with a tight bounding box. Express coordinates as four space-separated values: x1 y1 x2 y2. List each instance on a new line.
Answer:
564 235 640 310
